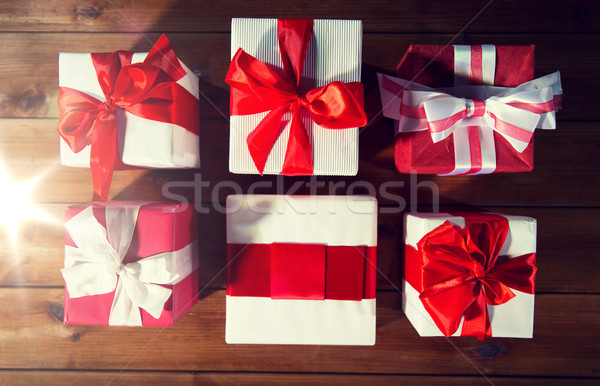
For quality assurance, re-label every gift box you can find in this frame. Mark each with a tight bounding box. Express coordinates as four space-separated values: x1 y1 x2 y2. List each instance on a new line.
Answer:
403 212 537 339
226 18 367 176
225 195 377 345
61 202 199 326
378 45 562 175
58 35 200 200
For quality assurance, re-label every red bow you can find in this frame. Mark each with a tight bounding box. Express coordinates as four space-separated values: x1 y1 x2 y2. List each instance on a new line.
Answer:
225 19 367 175
416 214 536 339
57 35 189 200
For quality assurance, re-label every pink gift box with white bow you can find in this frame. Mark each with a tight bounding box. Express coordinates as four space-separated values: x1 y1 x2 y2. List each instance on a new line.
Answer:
61 202 199 326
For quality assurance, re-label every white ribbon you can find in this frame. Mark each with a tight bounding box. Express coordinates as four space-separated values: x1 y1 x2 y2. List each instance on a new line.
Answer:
453 44 496 86
415 86 552 151
61 205 197 326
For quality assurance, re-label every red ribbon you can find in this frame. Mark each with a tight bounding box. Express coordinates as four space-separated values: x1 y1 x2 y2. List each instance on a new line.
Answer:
406 214 536 339
57 35 198 200
225 19 367 175
227 243 377 300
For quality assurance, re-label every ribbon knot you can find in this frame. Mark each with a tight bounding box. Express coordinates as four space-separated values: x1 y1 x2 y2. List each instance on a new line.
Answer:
105 260 123 275
57 35 188 201
226 19 367 175
101 95 122 115
417 215 536 339
473 263 486 280
114 262 140 278
297 94 310 109
465 98 485 118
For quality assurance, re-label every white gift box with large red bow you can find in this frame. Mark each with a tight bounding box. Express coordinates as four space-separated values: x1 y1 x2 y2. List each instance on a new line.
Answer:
403 212 537 339
59 47 200 169
228 18 364 176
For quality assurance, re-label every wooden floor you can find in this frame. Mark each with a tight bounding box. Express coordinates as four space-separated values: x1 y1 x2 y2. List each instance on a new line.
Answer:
0 0 599 384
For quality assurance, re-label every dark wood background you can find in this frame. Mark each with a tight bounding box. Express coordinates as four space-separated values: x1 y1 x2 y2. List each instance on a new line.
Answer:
0 0 598 384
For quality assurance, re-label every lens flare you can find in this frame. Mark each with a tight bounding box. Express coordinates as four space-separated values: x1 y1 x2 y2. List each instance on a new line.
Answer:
0 164 59 250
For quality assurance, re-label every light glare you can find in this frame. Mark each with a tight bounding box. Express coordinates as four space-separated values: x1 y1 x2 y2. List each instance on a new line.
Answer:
0 164 58 249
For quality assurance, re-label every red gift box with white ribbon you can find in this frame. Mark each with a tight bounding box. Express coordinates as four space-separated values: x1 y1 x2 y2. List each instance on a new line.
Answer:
378 45 562 175
57 35 200 200
61 202 199 326
403 212 537 339
225 195 377 345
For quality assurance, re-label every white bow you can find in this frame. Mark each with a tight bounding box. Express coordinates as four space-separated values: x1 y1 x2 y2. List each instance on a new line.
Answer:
61 205 195 326
377 71 562 174
415 86 553 152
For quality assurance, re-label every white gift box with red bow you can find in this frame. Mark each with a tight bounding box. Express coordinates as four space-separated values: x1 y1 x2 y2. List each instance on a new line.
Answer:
403 212 537 338
59 49 200 169
228 18 363 176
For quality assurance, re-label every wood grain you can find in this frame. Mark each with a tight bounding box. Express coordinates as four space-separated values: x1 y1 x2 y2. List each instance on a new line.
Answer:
0 288 598 377
0 0 598 34
1 371 598 386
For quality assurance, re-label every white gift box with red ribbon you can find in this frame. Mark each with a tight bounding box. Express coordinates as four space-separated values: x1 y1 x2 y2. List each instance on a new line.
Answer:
225 195 377 345
59 52 200 169
403 213 537 338
228 18 362 176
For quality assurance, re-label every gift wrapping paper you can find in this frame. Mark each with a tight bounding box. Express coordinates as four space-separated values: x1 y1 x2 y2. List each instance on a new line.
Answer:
403 212 537 338
62 202 199 326
228 18 363 175
226 195 377 345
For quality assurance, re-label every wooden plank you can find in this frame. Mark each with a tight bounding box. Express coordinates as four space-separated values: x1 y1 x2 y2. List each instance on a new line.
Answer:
0 0 598 34
0 204 597 292
0 33 596 120
1 118 598 207
0 370 598 386
0 288 597 377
